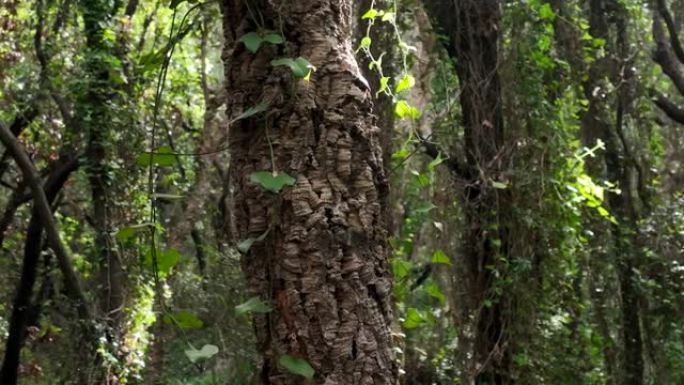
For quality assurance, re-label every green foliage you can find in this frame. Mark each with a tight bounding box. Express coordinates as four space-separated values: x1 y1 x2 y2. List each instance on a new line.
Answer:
270 57 315 79
239 31 284 53
234 296 272 315
249 171 296 193
136 145 178 167
278 355 315 379
164 311 205 330
184 344 219 363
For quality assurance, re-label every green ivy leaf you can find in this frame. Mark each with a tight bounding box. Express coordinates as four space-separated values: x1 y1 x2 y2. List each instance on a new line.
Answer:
278 355 315 379
237 229 270 254
164 310 204 330
114 223 152 242
415 201 436 214
377 76 390 96
271 57 315 79
395 100 420 120
184 344 219 363
431 250 451 265
263 33 285 44
235 296 272 315
232 102 269 123
239 32 284 53
538 3 555 20
392 259 413 279
250 171 296 193
381 12 395 22
239 32 264 53
392 147 409 161
115 227 137 242
428 153 444 171
136 145 177 167
403 308 425 329
426 282 446 304
360 36 372 49
395 74 415 93
145 248 181 276
362 9 379 19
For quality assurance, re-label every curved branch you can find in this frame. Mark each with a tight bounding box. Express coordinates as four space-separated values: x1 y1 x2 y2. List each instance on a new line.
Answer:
656 0 684 64
653 14 684 95
0 123 92 321
652 90 684 124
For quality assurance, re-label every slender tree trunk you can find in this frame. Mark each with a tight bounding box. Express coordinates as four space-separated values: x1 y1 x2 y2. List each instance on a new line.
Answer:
0 143 84 385
582 2 645 384
423 1 510 383
221 1 396 384
79 0 126 332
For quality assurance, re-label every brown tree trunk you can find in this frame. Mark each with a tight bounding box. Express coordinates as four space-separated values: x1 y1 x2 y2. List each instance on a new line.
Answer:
582 2 645 385
220 1 396 384
423 1 510 383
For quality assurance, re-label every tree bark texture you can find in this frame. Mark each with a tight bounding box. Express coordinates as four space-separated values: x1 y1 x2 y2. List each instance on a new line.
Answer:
582 2 645 385
221 1 396 384
423 1 511 384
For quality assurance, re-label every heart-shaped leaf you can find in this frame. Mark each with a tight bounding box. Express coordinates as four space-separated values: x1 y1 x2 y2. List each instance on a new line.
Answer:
250 171 296 193
403 308 426 329
232 102 269 123
235 296 272 315
431 250 451 265
239 32 285 53
115 223 152 242
239 32 263 53
362 9 379 19
136 145 177 167
278 355 315 379
164 310 204 330
145 248 181 276
394 100 421 120
271 57 315 79
184 344 219 363
263 33 285 44
395 74 415 93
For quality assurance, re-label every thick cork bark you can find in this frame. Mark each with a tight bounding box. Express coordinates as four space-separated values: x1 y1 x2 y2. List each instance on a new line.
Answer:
220 1 396 384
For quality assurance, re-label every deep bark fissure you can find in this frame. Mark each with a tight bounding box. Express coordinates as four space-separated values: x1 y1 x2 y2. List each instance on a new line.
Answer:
221 1 396 384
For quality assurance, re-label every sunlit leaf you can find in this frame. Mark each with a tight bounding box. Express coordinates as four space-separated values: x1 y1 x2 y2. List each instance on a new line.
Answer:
136 145 177 167
395 74 415 93
360 36 372 49
362 9 378 19
382 12 395 22
431 250 451 265
395 100 420 120
392 259 413 279
403 308 425 329
145 248 181 276
377 76 390 96
164 310 204 330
